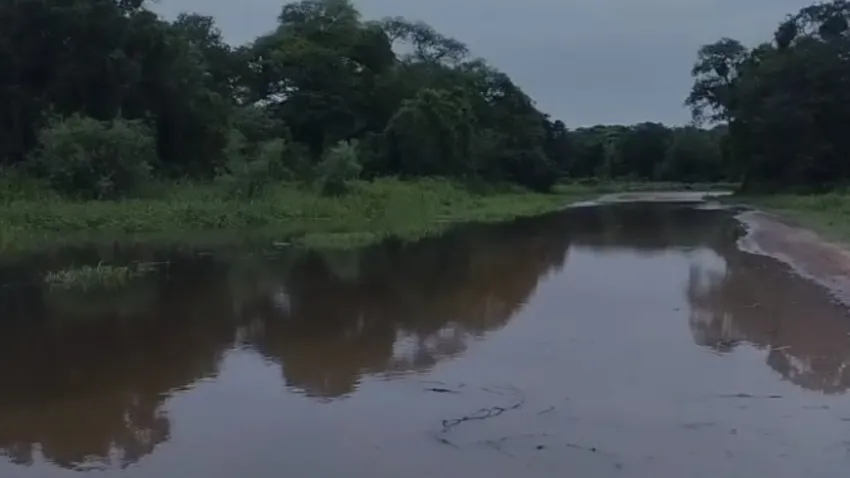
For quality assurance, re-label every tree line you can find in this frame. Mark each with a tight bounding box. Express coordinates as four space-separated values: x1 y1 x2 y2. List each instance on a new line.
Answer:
3 0 843 199
0 0 733 200
575 0 850 191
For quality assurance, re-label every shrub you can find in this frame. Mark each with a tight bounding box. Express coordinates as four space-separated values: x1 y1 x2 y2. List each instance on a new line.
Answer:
28 115 154 199
317 140 363 196
355 132 387 178
258 138 310 181
231 105 286 146
494 148 557 193
222 128 249 165
219 133 312 199
516 150 557 192
220 157 274 199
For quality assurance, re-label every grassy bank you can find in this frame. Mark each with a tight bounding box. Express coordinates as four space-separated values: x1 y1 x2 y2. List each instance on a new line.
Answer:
734 192 850 243
0 178 600 253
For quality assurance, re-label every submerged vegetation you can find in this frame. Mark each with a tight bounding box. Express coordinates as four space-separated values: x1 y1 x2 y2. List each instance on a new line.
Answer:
44 262 155 291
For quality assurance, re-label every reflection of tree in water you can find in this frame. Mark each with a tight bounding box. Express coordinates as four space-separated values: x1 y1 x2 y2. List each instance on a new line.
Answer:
572 202 850 394
0 257 238 470
246 213 573 398
556 202 850 393
0 212 573 470
687 235 850 394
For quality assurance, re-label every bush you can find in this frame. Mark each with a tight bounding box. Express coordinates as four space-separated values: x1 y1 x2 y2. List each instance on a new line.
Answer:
231 105 287 146
497 148 557 193
27 115 154 199
256 138 313 181
220 156 274 199
219 133 313 199
222 128 249 165
353 132 386 178
317 141 363 196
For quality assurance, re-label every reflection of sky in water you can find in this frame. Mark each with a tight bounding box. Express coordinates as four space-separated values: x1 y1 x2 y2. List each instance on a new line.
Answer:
687 248 735 349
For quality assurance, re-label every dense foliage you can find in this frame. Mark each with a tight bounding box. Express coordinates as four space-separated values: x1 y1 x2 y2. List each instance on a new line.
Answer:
0 0 732 199
687 0 850 192
563 123 729 183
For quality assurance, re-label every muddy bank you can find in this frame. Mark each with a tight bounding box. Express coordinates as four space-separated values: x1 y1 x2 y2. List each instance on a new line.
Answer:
738 209 850 306
569 190 733 207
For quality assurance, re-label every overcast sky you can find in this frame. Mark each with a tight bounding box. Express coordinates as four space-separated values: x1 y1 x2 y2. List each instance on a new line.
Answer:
152 0 811 126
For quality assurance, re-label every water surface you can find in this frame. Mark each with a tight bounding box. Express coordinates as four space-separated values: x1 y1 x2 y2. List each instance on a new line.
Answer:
2 202 849 477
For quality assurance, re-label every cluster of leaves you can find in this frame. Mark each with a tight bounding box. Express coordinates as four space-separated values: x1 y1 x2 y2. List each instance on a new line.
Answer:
687 0 850 192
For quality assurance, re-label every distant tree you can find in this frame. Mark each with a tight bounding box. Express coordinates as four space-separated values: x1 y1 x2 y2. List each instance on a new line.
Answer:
614 123 672 179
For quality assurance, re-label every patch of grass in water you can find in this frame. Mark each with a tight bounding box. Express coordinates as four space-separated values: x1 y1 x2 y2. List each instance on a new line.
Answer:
45 279 160 323
44 262 156 291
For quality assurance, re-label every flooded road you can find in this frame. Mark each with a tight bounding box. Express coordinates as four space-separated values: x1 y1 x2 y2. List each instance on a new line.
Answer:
1 201 850 477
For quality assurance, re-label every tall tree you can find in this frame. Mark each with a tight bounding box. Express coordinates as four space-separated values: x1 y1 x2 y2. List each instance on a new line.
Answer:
687 0 850 191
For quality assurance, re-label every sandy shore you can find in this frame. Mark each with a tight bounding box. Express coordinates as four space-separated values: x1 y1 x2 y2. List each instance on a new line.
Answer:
737 210 850 306
572 189 850 307
567 190 733 208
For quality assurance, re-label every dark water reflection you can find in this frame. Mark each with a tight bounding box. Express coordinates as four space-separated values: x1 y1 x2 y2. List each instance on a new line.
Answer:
688 237 850 394
1 202 849 477
0 213 571 471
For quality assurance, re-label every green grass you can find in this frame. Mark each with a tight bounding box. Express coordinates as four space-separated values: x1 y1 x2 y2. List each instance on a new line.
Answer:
0 178 600 253
732 192 850 244
0 177 739 254
44 262 156 291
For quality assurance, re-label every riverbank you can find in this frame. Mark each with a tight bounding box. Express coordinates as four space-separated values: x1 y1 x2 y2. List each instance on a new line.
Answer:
0 179 596 253
724 191 850 309
0 179 744 255
733 193 850 244
736 208 850 308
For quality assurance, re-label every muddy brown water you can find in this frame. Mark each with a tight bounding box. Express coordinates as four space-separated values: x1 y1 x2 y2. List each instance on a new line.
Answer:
1 201 850 478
